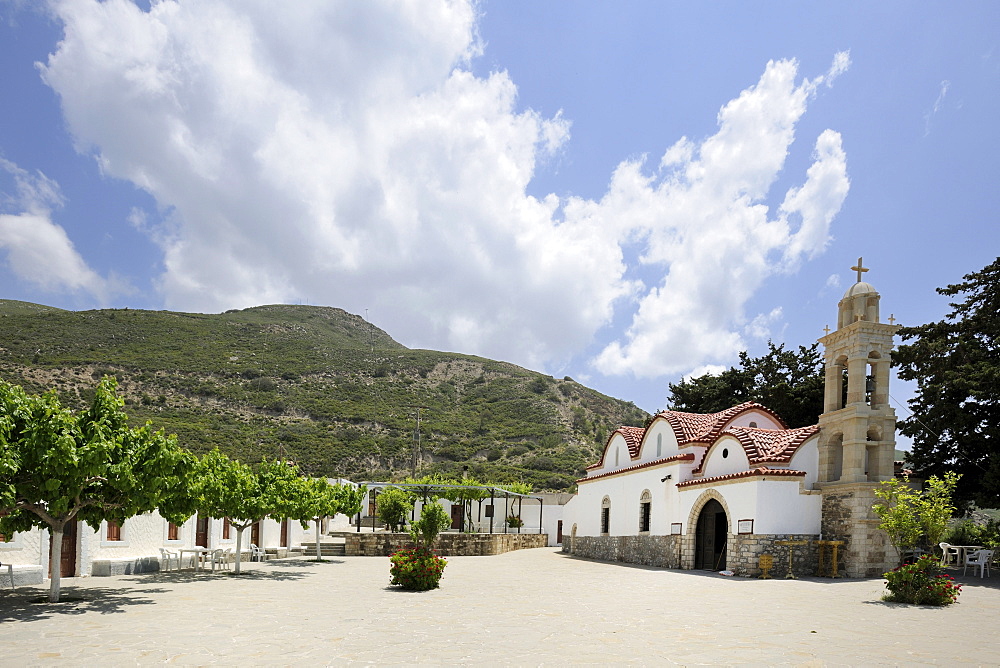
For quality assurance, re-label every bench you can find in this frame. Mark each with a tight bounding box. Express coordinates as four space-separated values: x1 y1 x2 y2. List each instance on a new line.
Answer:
90 556 161 576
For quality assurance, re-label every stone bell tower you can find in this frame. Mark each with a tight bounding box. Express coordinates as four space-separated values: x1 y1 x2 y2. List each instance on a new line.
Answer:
817 258 899 577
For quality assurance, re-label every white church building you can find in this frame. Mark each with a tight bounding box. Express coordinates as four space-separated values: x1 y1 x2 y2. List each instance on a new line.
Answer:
562 260 900 578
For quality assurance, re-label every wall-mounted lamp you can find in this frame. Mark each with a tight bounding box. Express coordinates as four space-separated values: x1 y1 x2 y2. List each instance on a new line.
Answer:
660 474 672 482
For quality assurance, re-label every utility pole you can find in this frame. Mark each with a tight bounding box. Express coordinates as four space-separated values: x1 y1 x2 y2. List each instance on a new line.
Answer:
405 404 429 478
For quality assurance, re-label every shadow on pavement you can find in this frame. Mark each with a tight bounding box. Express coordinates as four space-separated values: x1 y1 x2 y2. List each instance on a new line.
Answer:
0 586 163 623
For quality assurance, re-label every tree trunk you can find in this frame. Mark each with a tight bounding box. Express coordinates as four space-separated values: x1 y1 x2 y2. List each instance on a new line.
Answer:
49 523 63 603
314 518 322 560
234 526 244 574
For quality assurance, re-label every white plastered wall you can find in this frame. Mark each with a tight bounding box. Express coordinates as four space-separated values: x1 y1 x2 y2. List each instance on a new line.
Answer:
567 461 688 537
698 435 751 479
636 419 680 464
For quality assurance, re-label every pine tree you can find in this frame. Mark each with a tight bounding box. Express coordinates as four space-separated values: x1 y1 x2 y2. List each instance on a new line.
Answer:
895 258 1000 508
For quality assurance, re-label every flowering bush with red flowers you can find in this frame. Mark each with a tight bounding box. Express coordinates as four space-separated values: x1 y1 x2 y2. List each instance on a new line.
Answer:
389 547 447 591
884 555 961 606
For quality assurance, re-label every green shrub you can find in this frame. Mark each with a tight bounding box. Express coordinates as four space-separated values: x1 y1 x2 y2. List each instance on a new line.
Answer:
945 518 1000 548
883 556 961 606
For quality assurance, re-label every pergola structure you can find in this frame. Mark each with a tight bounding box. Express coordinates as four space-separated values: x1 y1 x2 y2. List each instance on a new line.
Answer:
356 482 545 535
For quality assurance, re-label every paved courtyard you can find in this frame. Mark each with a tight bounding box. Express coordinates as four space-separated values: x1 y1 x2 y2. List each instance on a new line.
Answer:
1 547 998 665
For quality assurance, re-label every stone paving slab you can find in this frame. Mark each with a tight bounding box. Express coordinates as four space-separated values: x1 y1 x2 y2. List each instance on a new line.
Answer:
1 548 997 666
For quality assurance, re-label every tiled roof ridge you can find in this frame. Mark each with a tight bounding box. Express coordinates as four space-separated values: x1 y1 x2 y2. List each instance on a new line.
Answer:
676 466 807 488
655 401 788 444
586 424 648 469
618 425 646 458
579 453 695 484
724 424 820 465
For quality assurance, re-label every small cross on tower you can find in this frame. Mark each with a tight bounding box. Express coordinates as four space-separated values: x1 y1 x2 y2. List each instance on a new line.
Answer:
888 314 896 325
823 325 831 335
851 257 869 284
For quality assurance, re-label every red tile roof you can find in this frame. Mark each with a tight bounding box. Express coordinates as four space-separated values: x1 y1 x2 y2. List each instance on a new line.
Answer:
587 402 800 473
586 425 648 470
579 454 695 484
656 402 788 444
676 466 807 488
724 425 819 466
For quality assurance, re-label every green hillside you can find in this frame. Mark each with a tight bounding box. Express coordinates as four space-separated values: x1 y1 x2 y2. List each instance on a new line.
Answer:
0 300 648 490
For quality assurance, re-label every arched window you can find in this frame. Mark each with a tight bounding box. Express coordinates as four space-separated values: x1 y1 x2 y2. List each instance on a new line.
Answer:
656 434 662 458
639 490 652 533
614 447 619 467
601 496 611 535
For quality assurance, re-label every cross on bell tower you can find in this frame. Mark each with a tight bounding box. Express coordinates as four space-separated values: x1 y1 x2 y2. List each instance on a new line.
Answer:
851 257 869 283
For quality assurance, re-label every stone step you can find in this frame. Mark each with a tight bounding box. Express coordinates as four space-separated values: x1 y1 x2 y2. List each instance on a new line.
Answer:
300 542 346 556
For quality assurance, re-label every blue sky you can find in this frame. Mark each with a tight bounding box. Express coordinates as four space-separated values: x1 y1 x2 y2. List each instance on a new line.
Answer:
1 2 998 429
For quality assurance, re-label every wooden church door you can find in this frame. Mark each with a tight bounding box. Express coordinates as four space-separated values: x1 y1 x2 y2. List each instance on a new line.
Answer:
695 499 727 570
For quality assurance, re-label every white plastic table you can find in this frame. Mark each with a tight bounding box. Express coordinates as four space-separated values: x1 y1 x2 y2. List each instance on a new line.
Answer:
178 547 211 570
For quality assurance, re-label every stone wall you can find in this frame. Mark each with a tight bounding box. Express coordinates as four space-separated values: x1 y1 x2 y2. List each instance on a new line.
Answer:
729 534 819 578
561 535 684 569
563 533 821 577
91 556 161 576
821 482 894 578
344 532 547 557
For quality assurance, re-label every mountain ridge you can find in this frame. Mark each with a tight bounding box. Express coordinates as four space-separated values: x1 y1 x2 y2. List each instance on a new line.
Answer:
0 300 648 490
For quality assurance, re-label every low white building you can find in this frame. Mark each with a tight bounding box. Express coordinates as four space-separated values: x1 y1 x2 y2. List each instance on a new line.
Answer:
0 511 312 584
563 261 901 578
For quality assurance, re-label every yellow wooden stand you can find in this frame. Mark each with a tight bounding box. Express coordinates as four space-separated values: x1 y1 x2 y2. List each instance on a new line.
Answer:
775 540 808 579
815 540 845 578
758 553 774 579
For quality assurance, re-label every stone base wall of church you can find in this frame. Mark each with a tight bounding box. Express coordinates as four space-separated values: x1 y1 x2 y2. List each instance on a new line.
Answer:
821 483 894 578
728 534 819 578
563 533 824 577
345 532 547 556
561 535 684 569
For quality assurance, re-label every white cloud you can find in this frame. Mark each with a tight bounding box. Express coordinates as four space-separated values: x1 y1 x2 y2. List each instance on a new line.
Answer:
0 157 122 300
745 307 784 341
38 2 849 379
683 364 728 382
591 56 850 378
924 80 950 136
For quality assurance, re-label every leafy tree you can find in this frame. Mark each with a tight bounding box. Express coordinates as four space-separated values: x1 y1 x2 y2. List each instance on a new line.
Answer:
666 341 824 427
288 477 366 560
375 487 413 532
873 479 924 566
895 258 1000 508
192 450 301 574
0 378 194 602
919 471 960 553
874 473 959 566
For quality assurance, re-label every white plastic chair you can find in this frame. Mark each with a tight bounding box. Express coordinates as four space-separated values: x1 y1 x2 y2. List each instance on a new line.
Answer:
963 549 994 578
250 544 266 562
939 542 960 566
159 547 180 572
205 548 225 571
